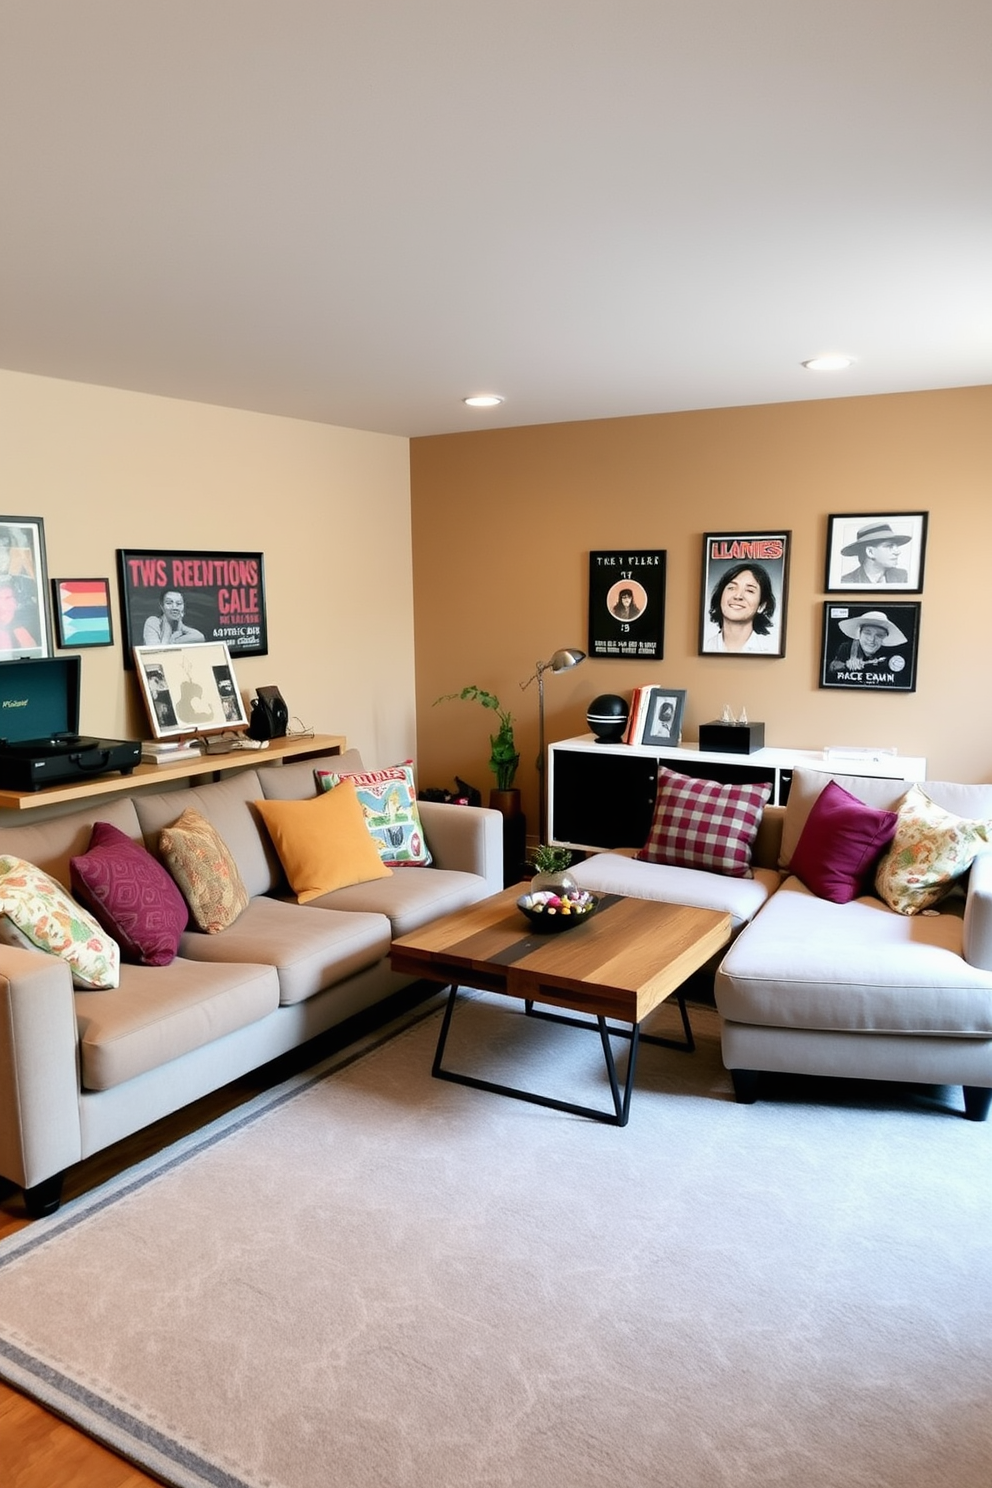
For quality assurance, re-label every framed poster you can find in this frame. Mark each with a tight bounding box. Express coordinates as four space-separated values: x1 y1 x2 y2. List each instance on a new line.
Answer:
819 602 920 692
638 687 686 746
699 531 790 657
588 550 666 660
0 516 52 660
824 512 928 593
52 578 114 648
133 642 249 738
117 550 267 667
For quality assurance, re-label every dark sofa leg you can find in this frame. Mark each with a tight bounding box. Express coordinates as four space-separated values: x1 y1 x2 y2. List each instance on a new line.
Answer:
962 1086 992 1122
730 1069 760 1104
23 1173 64 1218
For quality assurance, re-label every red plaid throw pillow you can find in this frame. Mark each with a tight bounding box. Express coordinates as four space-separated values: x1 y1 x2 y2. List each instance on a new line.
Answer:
636 768 771 878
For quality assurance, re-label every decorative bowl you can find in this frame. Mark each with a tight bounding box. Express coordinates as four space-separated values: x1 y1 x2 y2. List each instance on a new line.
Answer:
517 887 600 933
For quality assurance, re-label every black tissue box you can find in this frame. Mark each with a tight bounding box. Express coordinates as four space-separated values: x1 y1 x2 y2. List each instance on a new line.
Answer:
698 721 765 755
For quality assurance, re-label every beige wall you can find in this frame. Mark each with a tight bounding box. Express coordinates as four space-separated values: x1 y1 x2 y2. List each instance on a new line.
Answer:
411 385 992 836
0 369 413 767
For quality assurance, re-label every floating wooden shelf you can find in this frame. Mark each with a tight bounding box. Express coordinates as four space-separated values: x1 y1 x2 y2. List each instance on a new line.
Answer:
0 733 347 812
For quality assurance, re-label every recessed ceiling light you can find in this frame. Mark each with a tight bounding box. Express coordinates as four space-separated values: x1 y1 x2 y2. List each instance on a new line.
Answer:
463 394 504 408
802 354 855 372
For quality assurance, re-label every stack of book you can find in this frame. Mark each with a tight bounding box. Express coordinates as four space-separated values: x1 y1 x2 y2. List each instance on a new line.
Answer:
622 687 653 744
140 738 203 766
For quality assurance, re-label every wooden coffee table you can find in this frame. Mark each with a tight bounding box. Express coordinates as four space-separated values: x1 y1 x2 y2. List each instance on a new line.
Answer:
390 887 732 1126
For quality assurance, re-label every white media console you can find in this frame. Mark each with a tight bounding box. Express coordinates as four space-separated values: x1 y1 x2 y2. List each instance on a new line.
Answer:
547 735 928 852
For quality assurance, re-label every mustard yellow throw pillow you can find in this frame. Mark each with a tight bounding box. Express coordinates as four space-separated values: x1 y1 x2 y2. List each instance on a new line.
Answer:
160 807 250 934
874 784 991 915
255 781 391 903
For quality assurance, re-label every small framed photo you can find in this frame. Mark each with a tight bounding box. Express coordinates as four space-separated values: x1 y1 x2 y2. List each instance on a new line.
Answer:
0 515 53 659
819 601 921 692
639 688 686 746
133 642 249 739
52 578 115 648
700 531 790 657
824 512 928 593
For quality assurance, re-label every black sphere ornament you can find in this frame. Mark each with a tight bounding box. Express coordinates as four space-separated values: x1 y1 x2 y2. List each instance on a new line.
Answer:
586 694 629 743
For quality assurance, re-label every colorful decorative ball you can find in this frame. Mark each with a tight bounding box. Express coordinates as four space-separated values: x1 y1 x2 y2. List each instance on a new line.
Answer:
586 694 629 742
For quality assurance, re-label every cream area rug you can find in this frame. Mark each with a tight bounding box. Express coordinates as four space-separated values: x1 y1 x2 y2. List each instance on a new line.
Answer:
0 993 990 1488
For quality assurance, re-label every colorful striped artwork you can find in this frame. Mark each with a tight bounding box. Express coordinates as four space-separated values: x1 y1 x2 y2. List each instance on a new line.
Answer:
53 578 114 648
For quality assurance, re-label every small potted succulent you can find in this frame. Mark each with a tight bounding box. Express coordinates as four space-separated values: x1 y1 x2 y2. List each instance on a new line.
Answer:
528 842 576 893
434 686 520 809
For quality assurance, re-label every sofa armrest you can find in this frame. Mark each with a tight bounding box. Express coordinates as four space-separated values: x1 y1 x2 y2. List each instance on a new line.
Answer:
418 801 504 896
0 947 83 1191
963 850 992 971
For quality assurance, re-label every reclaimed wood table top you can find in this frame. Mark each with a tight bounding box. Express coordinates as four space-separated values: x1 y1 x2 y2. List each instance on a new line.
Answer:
391 886 732 1026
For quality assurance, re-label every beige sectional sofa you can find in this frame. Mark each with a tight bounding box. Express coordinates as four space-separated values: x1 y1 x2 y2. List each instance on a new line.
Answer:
0 749 502 1216
572 767 992 1121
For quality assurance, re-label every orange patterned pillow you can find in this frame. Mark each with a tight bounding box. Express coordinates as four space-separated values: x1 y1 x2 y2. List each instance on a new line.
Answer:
159 807 250 933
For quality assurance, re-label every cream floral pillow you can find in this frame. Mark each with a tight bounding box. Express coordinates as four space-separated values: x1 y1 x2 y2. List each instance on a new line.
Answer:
0 854 120 989
874 785 991 915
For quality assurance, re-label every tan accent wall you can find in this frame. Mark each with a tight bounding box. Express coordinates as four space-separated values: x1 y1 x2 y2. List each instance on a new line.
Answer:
411 386 992 838
0 369 413 769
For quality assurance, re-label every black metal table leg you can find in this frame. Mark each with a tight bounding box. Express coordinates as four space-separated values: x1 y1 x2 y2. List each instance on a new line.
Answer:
433 986 640 1126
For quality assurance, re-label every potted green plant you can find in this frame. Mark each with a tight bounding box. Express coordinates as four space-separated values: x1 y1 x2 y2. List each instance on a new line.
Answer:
527 843 576 892
434 686 520 793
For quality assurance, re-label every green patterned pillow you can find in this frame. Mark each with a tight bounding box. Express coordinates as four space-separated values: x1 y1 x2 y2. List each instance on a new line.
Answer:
874 785 991 915
0 854 120 989
314 760 433 867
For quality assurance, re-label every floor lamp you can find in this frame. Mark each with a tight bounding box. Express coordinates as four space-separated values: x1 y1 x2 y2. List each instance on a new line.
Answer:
520 647 586 843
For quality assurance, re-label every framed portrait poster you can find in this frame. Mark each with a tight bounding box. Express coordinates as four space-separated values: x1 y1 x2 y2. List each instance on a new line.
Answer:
588 550 666 660
699 531 790 657
824 512 928 593
133 642 249 739
117 550 267 668
52 578 114 649
819 602 920 692
638 687 686 746
0 516 53 660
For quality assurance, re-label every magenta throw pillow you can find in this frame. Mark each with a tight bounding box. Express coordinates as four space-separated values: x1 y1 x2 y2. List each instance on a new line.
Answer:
70 820 189 966
789 779 899 903
636 768 771 878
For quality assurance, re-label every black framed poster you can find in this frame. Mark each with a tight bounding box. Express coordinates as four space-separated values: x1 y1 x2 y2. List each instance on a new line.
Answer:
819 601 920 692
117 550 268 668
588 550 666 660
699 531 790 657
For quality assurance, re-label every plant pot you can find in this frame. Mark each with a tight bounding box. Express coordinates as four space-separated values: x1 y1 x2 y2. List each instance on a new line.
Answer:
489 788 522 817
529 869 578 894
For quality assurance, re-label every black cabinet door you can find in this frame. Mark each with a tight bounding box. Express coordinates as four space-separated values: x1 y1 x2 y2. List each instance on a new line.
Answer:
551 750 658 848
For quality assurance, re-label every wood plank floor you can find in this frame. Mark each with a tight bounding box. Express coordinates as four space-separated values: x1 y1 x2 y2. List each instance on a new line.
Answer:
0 985 434 1487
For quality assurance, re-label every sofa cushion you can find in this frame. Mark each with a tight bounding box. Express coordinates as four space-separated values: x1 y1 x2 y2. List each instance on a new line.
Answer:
159 806 250 933
570 851 780 932
0 854 120 990
174 894 392 1006
133 770 277 899
789 779 898 904
75 958 280 1090
71 821 189 966
716 877 992 1036
780 767 992 870
254 782 392 903
874 784 991 915
637 768 771 878
314 760 433 867
302 866 491 939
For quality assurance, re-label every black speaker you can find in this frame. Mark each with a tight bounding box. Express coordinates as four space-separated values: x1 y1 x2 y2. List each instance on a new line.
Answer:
248 685 289 740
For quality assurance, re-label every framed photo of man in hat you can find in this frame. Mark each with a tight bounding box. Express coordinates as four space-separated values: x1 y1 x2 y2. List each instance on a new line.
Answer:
819 602 921 692
824 512 928 593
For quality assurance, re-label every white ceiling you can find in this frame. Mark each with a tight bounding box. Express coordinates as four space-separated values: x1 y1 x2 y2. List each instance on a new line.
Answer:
2 2 990 437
